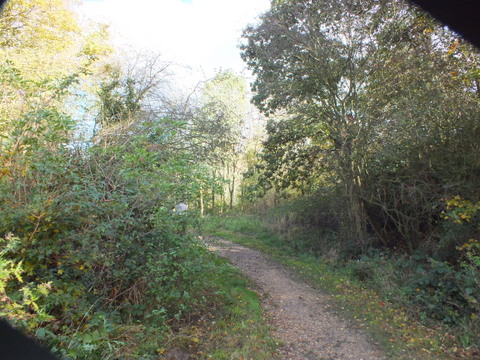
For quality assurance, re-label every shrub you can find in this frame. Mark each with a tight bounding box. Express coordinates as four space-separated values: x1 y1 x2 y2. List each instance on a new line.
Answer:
0 64 223 358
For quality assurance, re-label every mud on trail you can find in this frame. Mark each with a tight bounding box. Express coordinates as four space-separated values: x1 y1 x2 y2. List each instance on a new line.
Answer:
208 237 387 360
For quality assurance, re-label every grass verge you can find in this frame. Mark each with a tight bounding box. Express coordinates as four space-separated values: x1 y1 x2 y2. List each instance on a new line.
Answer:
201 214 474 360
157 247 277 360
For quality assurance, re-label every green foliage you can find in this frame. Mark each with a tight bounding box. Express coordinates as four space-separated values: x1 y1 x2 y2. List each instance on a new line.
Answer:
189 70 251 212
159 252 277 360
0 0 110 83
0 11 257 358
96 74 142 126
254 115 329 193
241 0 480 254
207 212 478 358
0 234 54 328
191 70 247 164
0 76 218 358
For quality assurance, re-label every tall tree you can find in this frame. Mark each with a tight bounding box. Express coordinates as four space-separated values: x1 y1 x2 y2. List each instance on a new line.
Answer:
242 0 390 243
241 0 480 249
0 0 111 136
190 70 249 212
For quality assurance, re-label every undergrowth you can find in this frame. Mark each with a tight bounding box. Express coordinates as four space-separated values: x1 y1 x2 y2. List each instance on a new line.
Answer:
202 213 479 360
156 249 277 360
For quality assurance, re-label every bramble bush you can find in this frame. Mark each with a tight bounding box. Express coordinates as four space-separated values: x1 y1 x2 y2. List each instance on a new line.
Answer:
0 62 221 358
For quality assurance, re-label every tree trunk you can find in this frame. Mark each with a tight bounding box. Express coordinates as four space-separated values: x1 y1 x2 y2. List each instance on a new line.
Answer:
229 161 237 210
229 174 235 210
344 170 367 246
338 140 367 247
220 192 225 213
211 169 216 214
199 186 204 218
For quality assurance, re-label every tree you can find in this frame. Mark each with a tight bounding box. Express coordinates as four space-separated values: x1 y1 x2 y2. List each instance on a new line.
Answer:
0 0 111 137
0 3 229 356
361 28 480 251
0 0 111 78
241 0 480 250
242 0 391 243
189 70 249 212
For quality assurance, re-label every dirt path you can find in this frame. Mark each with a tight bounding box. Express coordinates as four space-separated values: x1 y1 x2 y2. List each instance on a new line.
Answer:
208 238 387 360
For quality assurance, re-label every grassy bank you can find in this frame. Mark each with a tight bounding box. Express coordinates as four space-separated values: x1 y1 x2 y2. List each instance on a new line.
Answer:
201 214 476 360
157 246 277 360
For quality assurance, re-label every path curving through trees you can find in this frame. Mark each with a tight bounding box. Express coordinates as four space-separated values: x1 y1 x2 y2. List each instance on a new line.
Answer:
208 238 387 360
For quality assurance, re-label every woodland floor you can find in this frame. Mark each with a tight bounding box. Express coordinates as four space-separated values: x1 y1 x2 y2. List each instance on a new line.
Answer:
207 237 387 360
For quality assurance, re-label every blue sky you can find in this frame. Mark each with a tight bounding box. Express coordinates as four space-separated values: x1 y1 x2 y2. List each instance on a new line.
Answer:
78 0 270 85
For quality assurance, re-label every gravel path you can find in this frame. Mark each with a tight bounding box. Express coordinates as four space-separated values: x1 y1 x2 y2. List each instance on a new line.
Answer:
208 237 387 360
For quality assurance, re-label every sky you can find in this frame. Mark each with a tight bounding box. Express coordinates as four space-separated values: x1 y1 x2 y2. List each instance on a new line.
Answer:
78 0 271 86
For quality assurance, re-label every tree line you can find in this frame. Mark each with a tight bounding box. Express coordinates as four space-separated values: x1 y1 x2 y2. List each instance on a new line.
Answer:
2 0 480 356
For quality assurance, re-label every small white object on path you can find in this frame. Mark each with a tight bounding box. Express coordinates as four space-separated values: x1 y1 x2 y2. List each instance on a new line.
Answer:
175 202 188 214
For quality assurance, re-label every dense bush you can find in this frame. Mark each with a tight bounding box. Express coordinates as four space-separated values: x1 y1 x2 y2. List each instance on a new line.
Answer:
251 194 480 350
0 61 220 358
241 0 480 256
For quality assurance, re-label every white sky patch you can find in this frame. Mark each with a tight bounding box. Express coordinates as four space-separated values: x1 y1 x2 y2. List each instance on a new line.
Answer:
78 0 270 86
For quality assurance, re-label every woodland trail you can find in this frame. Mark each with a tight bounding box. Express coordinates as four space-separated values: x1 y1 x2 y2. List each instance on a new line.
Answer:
208 237 387 360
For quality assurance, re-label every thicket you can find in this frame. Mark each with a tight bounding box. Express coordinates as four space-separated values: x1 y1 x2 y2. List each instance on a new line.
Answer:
0 57 220 358
0 1 259 358
240 0 480 350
